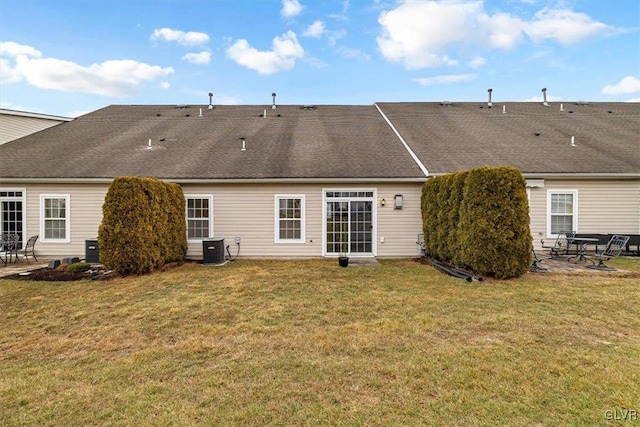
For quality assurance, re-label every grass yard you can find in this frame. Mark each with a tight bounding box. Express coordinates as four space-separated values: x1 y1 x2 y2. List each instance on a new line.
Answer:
1 258 639 426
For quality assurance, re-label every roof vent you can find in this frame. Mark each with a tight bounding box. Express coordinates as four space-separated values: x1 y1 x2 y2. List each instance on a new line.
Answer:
541 88 549 106
208 92 214 110
176 104 188 109
440 101 452 106
271 92 277 110
487 88 493 107
575 101 590 106
240 137 246 151
302 105 316 110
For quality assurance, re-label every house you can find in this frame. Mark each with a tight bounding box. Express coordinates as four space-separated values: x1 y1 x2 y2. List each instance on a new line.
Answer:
1 100 638 260
375 101 640 246
0 109 72 145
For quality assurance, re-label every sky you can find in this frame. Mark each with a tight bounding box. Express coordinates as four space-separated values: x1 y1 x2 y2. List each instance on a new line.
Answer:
0 0 638 118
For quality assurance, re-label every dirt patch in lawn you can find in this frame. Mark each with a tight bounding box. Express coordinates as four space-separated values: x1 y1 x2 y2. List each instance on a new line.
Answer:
3 260 193 282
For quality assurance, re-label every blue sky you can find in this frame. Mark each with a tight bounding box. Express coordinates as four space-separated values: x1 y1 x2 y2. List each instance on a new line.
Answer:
1 0 638 117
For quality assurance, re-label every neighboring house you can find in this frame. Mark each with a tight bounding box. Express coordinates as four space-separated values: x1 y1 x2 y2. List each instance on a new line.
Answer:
0 101 638 259
0 109 72 145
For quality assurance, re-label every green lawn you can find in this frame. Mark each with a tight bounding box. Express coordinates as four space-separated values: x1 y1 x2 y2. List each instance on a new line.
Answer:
1 258 639 426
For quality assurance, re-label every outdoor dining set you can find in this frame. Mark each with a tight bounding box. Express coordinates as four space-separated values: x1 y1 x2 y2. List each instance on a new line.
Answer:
0 234 39 266
531 231 632 271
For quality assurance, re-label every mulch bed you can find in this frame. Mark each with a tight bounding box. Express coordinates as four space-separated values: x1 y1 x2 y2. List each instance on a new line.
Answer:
4 265 115 282
4 260 195 282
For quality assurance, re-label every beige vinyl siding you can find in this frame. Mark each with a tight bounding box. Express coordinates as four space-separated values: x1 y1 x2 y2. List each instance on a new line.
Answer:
24 178 637 259
182 182 423 258
0 115 67 145
19 184 108 257
375 184 424 257
529 179 640 250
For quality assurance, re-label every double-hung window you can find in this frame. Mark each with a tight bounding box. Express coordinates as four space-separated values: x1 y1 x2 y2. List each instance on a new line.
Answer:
185 195 213 241
40 194 70 242
547 190 577 236
275 195 304 243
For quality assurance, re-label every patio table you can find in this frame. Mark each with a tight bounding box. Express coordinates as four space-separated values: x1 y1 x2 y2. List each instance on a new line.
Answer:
568 237 599 263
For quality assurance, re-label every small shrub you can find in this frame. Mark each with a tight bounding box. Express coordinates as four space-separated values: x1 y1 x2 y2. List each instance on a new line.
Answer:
66 262 92 273
56 264 68 272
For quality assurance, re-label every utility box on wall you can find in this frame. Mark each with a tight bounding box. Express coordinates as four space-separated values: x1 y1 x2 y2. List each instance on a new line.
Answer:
202 238 225 265
85 239 100 264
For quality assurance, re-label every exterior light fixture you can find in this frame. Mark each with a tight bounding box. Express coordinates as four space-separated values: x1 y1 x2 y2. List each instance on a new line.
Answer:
394 194 403 209
381 198 386 207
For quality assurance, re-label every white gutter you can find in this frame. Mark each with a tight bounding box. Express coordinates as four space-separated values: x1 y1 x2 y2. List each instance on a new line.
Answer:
0 108 73 121
426 173 640 179
0 177 428 185
374 103 429 178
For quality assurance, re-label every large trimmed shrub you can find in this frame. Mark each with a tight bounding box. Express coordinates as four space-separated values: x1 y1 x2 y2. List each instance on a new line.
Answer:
458 167 532 278
421 166 532 279
98 176 187 275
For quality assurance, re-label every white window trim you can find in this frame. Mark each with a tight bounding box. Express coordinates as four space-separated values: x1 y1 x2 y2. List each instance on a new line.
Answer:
322 188 377 257
40 194 70 243
274 194 305 244
546 189 578 238
0 188 27 238
184 194 214 242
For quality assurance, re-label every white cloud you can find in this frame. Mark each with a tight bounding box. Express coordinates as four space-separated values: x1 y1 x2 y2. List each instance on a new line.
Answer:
160 81 171 89
151 28 209 47
226 30 304 75
304 20 325 38
0 41 42 58
182 51 211 65
1 41 174 97
469 56 486 69
601 76 640 95
414 74 477 85
376 1 612 70
327 29 347 47
478 12 524 50
281 0 303 18
525 8 610 45
377 1 478 69
336 46 371 61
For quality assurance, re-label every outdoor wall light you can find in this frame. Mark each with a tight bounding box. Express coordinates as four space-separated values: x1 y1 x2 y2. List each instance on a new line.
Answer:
381 198 386 206
394 194 403 209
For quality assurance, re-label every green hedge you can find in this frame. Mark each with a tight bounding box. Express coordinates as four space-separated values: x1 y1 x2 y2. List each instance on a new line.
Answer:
421 166 532 279
98 176 187 275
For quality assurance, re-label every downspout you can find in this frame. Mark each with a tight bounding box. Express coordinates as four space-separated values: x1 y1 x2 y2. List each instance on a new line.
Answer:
374 103 429 178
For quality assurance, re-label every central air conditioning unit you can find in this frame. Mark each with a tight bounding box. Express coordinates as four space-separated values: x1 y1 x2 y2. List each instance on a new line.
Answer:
202 238 225 265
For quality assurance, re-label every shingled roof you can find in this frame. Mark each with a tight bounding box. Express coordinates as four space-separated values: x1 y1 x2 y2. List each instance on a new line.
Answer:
376 101 640 175
0 104 426 181
1 102 638 181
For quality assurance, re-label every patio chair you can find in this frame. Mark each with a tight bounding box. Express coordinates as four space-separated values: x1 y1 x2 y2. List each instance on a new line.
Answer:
540 230 575 259
0 234 10 266
530 248 548 272
586 235 630 271
17 235 39 264
1 234 20 265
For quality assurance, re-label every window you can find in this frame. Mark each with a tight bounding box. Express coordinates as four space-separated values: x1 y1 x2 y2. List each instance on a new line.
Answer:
185 195 213 241
40 194 70 242
275 195 304 243
547 190 577 236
